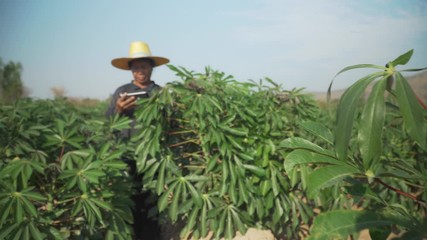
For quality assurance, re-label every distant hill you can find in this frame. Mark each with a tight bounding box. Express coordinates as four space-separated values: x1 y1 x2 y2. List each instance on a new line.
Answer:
309 70 427 104
408 70 427 104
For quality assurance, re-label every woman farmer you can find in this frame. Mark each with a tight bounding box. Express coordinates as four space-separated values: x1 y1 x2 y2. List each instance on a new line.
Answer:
106 41 169 239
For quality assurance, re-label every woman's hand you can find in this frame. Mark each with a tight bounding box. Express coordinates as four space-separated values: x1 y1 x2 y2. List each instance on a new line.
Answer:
115 93 137 114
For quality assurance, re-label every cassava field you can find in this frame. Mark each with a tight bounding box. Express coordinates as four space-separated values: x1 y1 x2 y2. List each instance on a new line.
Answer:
0 50 426 240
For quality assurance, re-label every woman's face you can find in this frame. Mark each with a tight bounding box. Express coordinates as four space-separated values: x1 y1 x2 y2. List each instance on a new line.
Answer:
130 59 153 85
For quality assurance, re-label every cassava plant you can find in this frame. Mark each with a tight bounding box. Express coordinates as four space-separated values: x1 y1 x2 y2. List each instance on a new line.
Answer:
282 49 426 239
129 66 322 239
0 98 135 239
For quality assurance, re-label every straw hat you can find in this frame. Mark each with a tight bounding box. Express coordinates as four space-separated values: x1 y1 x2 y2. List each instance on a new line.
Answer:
111 41 169 70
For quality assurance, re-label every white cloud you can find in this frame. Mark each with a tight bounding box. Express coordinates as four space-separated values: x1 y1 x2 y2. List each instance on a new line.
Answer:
230 1 426 57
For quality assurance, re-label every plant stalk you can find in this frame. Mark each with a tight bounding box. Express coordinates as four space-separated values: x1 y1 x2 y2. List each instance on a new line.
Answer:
375 178 425 204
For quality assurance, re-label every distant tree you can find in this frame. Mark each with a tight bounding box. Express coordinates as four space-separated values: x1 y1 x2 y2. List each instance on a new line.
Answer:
0 58 24 104
50 86 66 98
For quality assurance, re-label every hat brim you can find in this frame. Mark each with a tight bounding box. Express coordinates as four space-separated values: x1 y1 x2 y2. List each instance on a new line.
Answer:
111 56 169 70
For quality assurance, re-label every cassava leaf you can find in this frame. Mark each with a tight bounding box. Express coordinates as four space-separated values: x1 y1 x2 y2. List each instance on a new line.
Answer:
395 72 426 150
284 149 343 174
358 78 387 170
308 210 394 240
307 165 360 198
299 120 334 145
334 71 385 161
328 64 386 102
280 137 330 155
389 49 413 67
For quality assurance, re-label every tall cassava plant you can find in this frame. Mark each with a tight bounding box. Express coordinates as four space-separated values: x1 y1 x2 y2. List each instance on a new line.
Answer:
282 49 427 239
130 66 321 239
329 49 426 170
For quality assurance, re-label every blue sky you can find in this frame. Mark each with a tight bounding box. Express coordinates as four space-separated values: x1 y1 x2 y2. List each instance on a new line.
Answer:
1 0 426 99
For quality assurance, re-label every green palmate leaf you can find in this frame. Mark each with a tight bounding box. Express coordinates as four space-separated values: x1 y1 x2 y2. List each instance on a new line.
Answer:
395 72 426 150
220 160 229 196
382 160 427 180
334 71 385 161
328 64 386 101
102 161 127 169
228 159 237 188
358 78 387 170
47 227 63 240
389 49 413 67
206 95 223 112
90 198 112 211
0 222 20 240
168 65 193 78
381 205 421 230
58 169 78 179
344 183 384 204
0 198 14 224
280 137 330 155
235 152 253 162
157 181 178 213
65 176 78 190
180 207 199 238
1 159 44 186
0 180 15 193
226 135 244 151
222 114 236 127
186 181 203 208
284 149 343 173
264 77 280 88
272 197 284 225
270 167 279 197
77 176 87 192
377 167 422 181
238 179 249 204
226 210 234 240
299 164 309 190
99 142 111 157
169 182 183 223
156 159 167 195
184 175 210 182
60 149 92 169
110 115 133 130
219 125 249 137
65 136 84 149
216 210 227 239
230 208 247 235
54 119 65 137
400 67 427 72
100 150 123 162
20 195 38 217
308 210 395 240
15 197 24 222
307 164 360 198
143 160 160 179
260 180 272 196
71 200 83 216
105 230 114 240
242 164 266 177
28 222 43 240
85 198 103 224
200 205 208 237
82 169 105 183
299 121 334 145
